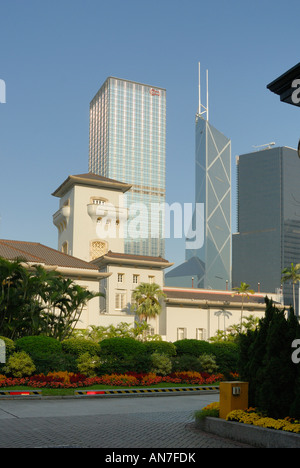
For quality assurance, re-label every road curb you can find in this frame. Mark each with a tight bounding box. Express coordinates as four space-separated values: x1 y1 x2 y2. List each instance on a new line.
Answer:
0 386 219 399
196 416 300 448
0 390 42 396
75 386 219 396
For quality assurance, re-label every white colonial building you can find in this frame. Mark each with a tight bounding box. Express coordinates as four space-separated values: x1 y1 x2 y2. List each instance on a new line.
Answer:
0 172 284 342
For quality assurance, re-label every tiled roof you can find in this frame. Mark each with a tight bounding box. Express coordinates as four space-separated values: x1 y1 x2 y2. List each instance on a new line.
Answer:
103 250 170 263
0 239 98 270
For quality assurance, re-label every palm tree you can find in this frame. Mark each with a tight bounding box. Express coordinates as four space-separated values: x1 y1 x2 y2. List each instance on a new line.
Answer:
131 282 166 328
232 282 254 331
214 309 232 335
0 256 32 339
41 274 103 341
281 262 300 312
0 257 103 340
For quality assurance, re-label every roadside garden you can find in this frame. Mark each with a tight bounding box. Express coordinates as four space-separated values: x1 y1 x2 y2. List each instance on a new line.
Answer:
0 333 237 393
0 256 238 393
194 298 300 437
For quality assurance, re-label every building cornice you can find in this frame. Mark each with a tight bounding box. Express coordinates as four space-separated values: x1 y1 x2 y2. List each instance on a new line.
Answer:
165 297 268 310
92 251 173 270
52 174 132 198
24 262 111 280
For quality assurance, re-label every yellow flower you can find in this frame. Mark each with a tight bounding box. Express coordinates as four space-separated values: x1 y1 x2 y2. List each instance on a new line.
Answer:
203 402 219 411
226 409 300 434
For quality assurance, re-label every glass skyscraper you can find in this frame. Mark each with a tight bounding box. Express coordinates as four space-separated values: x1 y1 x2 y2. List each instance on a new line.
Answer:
89 77 166 257
186 115 231 289
232 146 300 313
166 114 231 290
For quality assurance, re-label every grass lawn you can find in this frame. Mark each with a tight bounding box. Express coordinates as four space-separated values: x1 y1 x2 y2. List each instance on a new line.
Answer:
1 382 219 397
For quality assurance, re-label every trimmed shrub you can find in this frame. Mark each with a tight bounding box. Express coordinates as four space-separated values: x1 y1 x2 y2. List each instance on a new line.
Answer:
98 338 151 375
173 339 211 357
31 352 78 375
3 351 36 378
62 337 100 357
99 337 146 358
14 336 66 374
144 341 176 357
198 353 218 374
0 336 15 357
150 352 172 376
98 352 152 375
77 352 101 377
171 354 202 373
128 353 152 374
15 336 62 356
210 342 239 375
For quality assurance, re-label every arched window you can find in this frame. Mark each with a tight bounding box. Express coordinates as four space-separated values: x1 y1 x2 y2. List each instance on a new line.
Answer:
62 241 68 254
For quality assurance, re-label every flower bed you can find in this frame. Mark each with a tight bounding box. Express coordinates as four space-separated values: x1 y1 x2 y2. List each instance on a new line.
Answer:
226 408 300 434
195 403 300 436
0 371 223 389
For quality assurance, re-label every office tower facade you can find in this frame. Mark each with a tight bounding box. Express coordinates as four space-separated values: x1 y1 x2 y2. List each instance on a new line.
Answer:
166 67 231 290
89 77 166 257
185 114 231 290
232 146 300 313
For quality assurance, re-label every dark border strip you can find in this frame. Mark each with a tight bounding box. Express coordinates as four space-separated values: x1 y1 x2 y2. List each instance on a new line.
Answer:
0 390 42 396
75 386 219 395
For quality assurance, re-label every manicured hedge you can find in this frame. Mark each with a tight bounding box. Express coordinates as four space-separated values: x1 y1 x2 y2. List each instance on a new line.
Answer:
15 336 62 356
99 337 146 357
209 342 239 375
31 352 78 375
144 340 176 357
171 354 202 373
14 336 73 375
173 339 211 357
62 337 101 356
173 339 239 375
3 334 239 378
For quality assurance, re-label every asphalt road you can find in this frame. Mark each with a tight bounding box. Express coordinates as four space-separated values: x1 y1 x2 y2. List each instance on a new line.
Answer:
0 393 253 450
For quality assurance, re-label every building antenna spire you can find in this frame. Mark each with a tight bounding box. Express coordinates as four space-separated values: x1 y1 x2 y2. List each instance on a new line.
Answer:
198 62 209 121
198 62 201 115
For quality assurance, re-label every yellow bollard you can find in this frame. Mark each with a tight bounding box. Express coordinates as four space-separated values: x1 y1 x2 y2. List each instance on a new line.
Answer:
219 381 249 419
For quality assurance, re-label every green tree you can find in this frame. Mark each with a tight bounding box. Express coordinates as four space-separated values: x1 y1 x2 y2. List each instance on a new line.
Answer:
232 282 254 331
238 298 300 418
131 282 166 327
0 257 43 339
37 274 103 341
281 262 300 312
209 315 260 343
0 257 102 340
73 321 157 342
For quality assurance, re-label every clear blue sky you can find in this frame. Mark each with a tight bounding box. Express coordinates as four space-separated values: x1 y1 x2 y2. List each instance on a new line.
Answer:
0 0 300 269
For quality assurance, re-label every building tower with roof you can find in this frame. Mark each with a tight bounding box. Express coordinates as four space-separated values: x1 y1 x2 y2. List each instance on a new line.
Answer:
89 77 166 258
52 173 131 262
